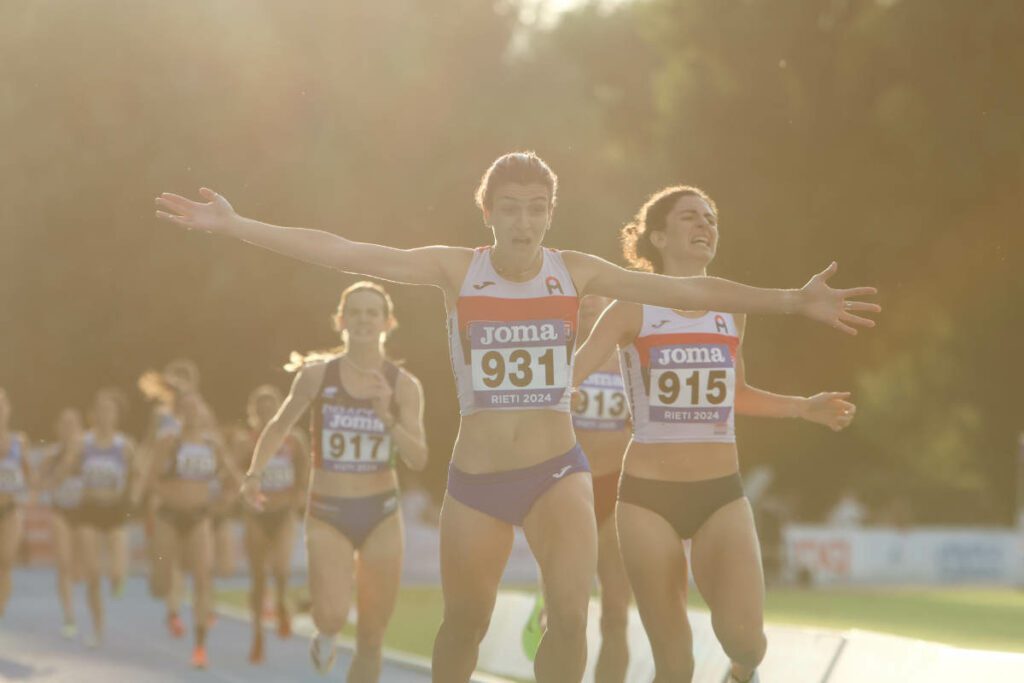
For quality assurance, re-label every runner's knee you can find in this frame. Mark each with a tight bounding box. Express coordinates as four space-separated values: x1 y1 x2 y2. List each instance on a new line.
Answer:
543 594 588 640
714 622 766 669
441 601 492 642
311 604 348 635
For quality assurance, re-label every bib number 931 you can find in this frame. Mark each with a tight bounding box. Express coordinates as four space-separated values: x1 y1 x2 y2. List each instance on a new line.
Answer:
469 319 570 408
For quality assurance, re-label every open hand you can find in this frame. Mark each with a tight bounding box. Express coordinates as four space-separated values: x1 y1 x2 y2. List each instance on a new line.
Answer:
799 262 880 335
155 188 238 235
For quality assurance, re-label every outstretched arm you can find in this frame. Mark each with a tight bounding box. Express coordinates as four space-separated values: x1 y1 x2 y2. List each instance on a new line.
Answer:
155 188 466 288
564 251 880 335
733 315 856 431
572 301 640 387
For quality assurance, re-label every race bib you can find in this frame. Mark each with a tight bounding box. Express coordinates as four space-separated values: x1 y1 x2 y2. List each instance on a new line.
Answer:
156 414 181 439
175 443 217 480
261 453 296 492
53 476 84 508
648 343 735 423
83 457 126 494
573 372 628 431
320 405 392 473
469 319 570 408
0 465 24 494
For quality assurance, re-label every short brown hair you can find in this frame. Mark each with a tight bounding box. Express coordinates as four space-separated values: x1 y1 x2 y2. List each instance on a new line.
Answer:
475 152 558 211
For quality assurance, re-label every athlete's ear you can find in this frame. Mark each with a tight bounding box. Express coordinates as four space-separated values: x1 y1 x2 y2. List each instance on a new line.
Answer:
649 229 668 250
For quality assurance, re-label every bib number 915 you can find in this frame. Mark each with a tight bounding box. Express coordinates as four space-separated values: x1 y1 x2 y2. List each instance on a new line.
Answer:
655 369 729 406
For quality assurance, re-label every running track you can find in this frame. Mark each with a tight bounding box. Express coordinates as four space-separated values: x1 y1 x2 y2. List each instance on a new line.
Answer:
0 569 506 682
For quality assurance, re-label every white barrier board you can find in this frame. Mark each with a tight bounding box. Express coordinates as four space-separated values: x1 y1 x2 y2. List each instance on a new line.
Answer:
479 591 1024 682
784 525 1024 585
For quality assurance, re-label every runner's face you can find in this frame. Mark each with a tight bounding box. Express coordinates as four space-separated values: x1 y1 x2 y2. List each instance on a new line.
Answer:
339 290 391 347
657 194 718 267
56 409 82 442
486 183 552 256
254 395 279 427
165 363 197 392
94 396 120 431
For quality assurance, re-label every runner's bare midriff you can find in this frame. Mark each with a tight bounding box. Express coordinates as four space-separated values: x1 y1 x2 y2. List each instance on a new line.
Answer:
623 441 739 482
309 468 398 498
257 489 298 511
451 410 577 474
156 480 213 510
82 489 123 506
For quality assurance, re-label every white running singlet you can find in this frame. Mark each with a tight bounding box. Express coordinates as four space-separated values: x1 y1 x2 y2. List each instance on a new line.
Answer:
448 247 579 415
619 306 739 444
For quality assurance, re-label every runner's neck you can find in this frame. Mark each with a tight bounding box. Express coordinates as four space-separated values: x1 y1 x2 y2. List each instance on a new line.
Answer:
344 347 385 372
490 246 544 282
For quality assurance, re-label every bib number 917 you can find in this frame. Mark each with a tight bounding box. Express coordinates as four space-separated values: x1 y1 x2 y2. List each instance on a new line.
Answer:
325 431 388 462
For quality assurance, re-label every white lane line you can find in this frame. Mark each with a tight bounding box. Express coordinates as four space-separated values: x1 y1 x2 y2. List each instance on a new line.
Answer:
215 601 515 683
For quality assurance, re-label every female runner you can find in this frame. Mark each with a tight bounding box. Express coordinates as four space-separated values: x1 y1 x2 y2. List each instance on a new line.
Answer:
138 358 200 637
237 384 310 663
138 389 238 668
41 408 87 639
241 282 427 682
0 388 30 619
77 388 138 646
573 185 861 682
572 295 634 683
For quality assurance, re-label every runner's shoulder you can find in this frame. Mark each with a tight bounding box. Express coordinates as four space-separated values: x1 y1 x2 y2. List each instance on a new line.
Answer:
417 245 475 288
394 366 424 400
291 358 332 398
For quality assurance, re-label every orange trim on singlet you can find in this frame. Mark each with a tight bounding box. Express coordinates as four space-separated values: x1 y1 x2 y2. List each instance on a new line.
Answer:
455 295 579 331
632 332 739 368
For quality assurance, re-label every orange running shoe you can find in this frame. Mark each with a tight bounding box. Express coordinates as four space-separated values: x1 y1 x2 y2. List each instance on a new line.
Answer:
276 606 291 639
167 613 185 639
191 646 207 669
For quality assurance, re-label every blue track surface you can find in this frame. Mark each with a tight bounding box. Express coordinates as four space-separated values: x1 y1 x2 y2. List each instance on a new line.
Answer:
0 569 500 682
